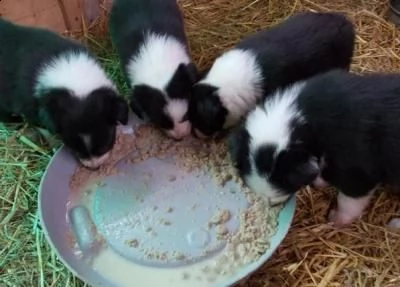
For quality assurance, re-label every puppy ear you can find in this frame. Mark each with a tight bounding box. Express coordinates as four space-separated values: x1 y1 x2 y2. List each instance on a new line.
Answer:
87 88 128 126
39 88 76 132
41 88 73 114
176 63 199 85
198 67 211 80
288 156 320 187
167 63 199 98
228 126 251 176
129 91 146 120
273 148 319 188
185 63 199 84
110 96 129 125
131 85 167 120
191 84 220 114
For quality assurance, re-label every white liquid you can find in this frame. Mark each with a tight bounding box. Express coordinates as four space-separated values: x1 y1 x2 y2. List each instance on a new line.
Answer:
92 247 236 287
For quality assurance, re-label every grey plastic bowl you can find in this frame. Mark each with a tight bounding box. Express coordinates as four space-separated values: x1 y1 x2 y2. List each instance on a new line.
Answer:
38 128 296 287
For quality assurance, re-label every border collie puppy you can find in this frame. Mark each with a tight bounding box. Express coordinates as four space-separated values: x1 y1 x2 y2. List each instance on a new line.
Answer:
228 69 400 227
0 18 128 169
108 0 198 140
188 11 355 138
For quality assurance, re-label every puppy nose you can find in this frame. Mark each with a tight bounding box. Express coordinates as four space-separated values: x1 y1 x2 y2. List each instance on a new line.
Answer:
168 121 191 140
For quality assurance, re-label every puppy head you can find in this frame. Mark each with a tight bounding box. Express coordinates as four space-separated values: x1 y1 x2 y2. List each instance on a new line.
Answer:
130 63 197 140
42 87 129 169
188 83 228 138
252 144 319 204
230 128 319 205
229 81 316 205
188 48 264 139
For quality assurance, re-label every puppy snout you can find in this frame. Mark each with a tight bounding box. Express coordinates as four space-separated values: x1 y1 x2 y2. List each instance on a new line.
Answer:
267 194 291 206
167 121 191 140
193 128 209 139
79 152 110 169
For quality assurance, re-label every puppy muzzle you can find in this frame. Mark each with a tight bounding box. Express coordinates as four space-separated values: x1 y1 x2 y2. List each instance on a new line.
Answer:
79 152 111 169
166 121 191 140
267 194 291 206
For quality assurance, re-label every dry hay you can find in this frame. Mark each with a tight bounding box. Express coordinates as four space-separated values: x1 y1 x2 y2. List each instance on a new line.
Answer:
1 0 400 287
181 2 400 285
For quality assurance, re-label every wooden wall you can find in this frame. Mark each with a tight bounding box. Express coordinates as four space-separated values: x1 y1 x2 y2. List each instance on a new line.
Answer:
0 0 93 33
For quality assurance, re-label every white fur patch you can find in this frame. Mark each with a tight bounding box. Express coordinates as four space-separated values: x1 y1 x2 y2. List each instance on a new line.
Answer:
35 51 116 98
246 81 306 153
164 99 191 139
164 99 188 124
200 49 264 129
127 33 190 91
243 81 307 202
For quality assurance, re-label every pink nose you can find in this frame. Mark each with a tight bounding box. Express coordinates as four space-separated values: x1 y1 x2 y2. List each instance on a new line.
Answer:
167 121 191 140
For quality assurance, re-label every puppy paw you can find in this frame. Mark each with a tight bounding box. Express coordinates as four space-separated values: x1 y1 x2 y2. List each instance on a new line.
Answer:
328 192 371 227
328 208 358 227
387 218 400 229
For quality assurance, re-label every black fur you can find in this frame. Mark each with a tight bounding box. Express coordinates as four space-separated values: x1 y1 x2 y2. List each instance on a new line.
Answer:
129 85 174 130
108 0 198 134
228 125 251 178
190 11 355 137
267 147 320 194
0 18 128 164
189 84 228 136
294 70 400 199
231 69 400 203
237 11 355 93
41 87 128 160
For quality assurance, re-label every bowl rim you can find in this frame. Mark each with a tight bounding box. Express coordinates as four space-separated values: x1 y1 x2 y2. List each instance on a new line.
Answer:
38 145 90 283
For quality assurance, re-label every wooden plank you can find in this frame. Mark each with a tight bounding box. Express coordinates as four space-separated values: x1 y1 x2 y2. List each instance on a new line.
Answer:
60 0 83 31
0 0 83 33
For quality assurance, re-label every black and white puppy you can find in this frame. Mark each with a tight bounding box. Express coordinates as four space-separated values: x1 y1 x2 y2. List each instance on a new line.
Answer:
189 11 355 138
0 18 128 169
229 69 400 227
108 0 198 140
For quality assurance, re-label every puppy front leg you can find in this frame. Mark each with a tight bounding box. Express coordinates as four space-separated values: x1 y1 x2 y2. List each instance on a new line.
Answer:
312 156 329 189
328 191 374 227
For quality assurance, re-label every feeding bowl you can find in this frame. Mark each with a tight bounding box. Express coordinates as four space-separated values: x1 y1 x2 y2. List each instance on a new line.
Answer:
38 117 296 287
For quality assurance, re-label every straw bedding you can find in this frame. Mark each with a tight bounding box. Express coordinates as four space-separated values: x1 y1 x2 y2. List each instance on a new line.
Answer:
1 0 400 286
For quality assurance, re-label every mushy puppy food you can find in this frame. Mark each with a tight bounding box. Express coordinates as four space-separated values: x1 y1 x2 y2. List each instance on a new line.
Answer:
69 123 283 280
